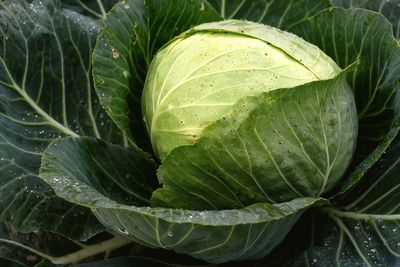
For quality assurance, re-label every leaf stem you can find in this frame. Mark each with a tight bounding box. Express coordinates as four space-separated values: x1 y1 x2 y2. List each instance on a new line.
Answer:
96 0 107 20
221 0 226 18
53 235 132 264
0 238 58 262
0 235 132 265
0 56 79 137
321 207 400 221
18 89 79 137
77 0 103 19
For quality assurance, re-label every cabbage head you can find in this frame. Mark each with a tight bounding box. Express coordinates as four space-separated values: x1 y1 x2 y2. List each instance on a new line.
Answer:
142 20 357 206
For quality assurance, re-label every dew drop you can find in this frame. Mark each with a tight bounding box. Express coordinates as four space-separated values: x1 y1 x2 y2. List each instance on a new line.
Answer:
167 232 174 237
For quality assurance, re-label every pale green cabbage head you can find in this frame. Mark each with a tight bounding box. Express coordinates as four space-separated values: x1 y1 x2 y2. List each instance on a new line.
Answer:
142 20 341 160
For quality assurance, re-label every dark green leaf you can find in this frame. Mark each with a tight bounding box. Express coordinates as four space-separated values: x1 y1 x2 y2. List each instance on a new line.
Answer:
40 137 158 207
90 199 324 264
395 91 400 120
206 0 331 29
335 119 400 198
39 137 323 264
331 0 400 39
75 257 175 267
0 258 24 267
34 259 53 267
0 0 123 239
75 253 213 267
292 133 400 266
61 0 119 20
289 8 400 159
0 222 79 266
92 0 221 152
153 72 356 209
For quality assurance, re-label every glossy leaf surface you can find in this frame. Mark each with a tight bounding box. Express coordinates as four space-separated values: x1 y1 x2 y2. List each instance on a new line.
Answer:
39 137 322 264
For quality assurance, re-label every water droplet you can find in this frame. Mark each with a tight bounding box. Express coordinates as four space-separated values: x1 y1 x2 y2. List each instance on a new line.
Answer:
167 232 174 237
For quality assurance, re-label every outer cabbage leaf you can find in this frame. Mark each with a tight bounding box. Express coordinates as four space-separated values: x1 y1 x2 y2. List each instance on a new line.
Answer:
0 0 123 239
39 136 323 264
289 8 400 199
40 137 158 207
289 8 400 160
61 0 118 20
153 72 356 209
74 251 213 267
205 0 331 30
92 0 221 151
211 0 400 40
0 223 80 267
331 0 400 39
289 130 400 266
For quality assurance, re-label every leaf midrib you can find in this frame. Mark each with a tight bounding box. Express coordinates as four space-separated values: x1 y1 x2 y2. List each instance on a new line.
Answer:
324 207 400 221
0 39 78 138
